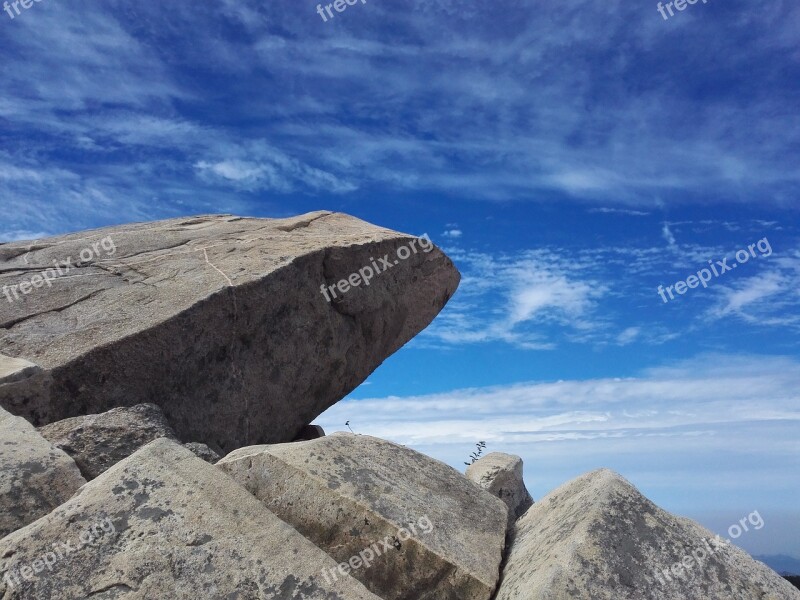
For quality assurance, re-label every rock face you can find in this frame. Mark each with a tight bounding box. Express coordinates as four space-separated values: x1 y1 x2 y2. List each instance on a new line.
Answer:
218 432 508 600
0 406 86 538
494 469 800 600
183 442 220 463
0 212 460 452
38 403 178 479
293 424 326 441
466 452 533 529
0 438 384 600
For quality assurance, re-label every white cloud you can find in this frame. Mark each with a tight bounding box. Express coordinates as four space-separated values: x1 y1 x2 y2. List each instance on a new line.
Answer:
318 353 800 450
714 273 785 316
194 142 358 194
442 229 462 238
707 263 800 328
507 271 596 327
589 207 650 216
616 326 641 345
662 222 678 249
195 160 270 186
424 248 606 349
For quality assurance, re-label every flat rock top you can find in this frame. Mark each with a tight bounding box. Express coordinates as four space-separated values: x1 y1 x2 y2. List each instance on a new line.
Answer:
225 432 508 587
466 452 524 480
0 211 407 368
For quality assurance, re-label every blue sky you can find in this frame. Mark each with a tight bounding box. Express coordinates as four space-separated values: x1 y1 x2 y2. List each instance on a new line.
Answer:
1 0 798 557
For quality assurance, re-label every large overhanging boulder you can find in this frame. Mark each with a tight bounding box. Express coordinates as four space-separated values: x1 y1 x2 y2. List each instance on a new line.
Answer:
0 212 460 452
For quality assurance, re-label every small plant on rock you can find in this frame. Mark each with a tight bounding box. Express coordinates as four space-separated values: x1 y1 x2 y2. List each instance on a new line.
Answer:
465 441 487 466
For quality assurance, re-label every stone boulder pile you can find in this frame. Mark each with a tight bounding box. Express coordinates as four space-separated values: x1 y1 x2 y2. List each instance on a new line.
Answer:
1 213 796 600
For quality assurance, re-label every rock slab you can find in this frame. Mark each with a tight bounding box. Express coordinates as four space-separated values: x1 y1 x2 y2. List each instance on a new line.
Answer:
219 432 508 600
494 469 800 600
38 403 179 480
0 406 86 538
0 212 460 452
466 452 533 529
292 424 326 441
0 438 384 600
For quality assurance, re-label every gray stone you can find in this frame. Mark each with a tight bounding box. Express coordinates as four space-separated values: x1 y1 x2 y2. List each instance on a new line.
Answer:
292 424 325 441
495 469 800 600
183 442 220 464
218 432 508 600
38 403 178 479
0 406 86 538
0 212 460 452
0 438 384 600
466 452 533 529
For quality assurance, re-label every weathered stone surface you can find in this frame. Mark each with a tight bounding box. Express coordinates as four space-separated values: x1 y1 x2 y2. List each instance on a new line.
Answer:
0 212 460 452
183 442 220 463
38 403 178 479
293 424 326 441
466 452 533 529
218 432 508 600
495 469 800 600
0 406 85 538
0 438 384 600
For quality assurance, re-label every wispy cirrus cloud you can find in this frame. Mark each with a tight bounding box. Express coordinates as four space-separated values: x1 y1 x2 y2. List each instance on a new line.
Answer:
2 0 800 239
423 247 608 349
706 253 800 328
321 354 800 448
423 222 800 350
194 142 357 194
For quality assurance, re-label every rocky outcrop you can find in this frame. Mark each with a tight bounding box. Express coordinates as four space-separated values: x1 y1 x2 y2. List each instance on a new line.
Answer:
38 403 178 479
0 438 384 600
494 469 800 600
218 432 508 600
0 406 85 538
0 212 460 452
466 452 533 529
3 214 790 600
